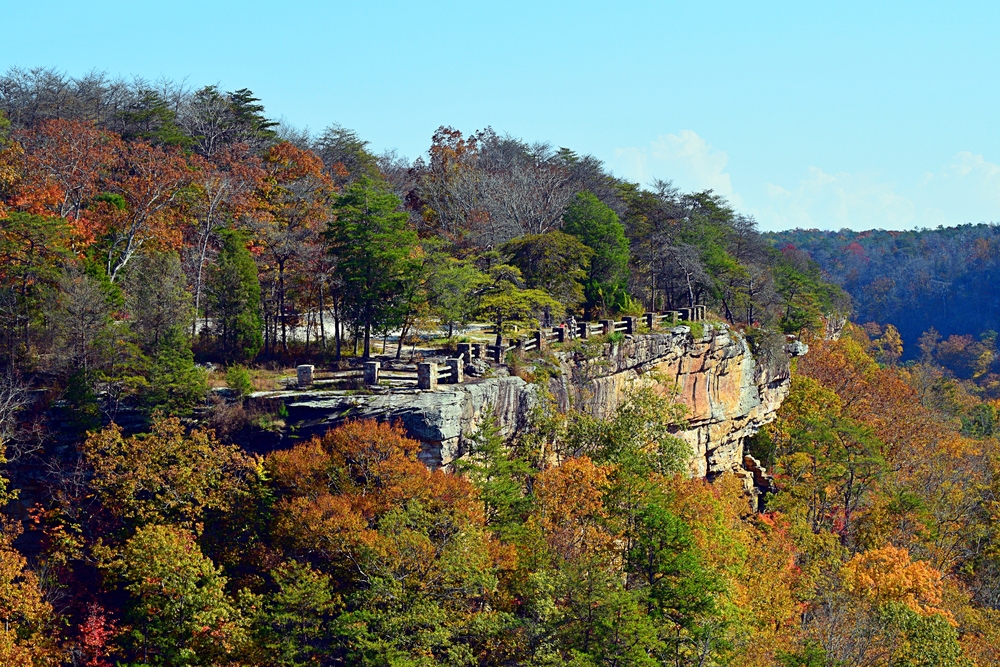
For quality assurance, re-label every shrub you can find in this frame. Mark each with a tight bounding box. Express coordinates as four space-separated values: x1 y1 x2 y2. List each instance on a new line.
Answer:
608 331 625 344
226 365 254 398
680 320 705 340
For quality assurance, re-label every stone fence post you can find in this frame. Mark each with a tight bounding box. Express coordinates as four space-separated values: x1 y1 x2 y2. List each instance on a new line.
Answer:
456 343 472 364
363 361 380 385
600 319 613 335
644 312 655 330
623 316 636 334
533 330 544 351
296 364 314 388
446 358 463 384
417 362 438 390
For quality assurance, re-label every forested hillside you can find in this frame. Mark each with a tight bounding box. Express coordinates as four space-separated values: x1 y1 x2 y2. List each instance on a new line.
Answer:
3 67 999 666
766 225 1000 379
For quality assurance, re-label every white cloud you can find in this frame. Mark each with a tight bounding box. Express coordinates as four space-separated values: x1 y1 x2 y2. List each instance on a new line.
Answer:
754 168 917 231
612 130 742 206
613 136 1000 231
756 152 1000 231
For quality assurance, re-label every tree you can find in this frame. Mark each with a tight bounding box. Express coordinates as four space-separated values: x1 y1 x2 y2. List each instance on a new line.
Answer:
142 326 207 416
101 139 190 282
474 264 560 347
502 230 594 315
253 560 338 666
106 524 247 666
0 212 72 366
424 252 485 339
186 147 263 338
82 416 257 530
11 118 119 222
123 250 192 353
0 540 60 665
207 229 262 362
250 141 333 352
179 85 277 157
326 176 420 359
562 190 630 316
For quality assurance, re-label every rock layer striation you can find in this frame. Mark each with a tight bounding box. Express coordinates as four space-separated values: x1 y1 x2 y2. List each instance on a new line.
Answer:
270 323 802 479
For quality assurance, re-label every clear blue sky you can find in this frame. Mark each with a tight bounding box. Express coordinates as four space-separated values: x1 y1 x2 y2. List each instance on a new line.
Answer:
4 1 999 231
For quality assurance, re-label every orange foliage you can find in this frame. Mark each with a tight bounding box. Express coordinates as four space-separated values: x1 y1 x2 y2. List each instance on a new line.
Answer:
533 456 618 563
841 545 952 622
268 420 482 561
11 119 119 222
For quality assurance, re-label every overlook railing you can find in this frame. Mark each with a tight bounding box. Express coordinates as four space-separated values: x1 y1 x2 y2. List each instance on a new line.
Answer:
289 305 705 390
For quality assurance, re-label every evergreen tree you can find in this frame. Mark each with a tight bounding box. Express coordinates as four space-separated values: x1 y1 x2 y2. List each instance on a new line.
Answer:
208 230 263 362
326 177 420 359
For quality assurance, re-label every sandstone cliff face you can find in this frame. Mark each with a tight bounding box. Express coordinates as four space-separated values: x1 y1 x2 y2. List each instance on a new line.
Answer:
552 324 798 478
271 322 801 480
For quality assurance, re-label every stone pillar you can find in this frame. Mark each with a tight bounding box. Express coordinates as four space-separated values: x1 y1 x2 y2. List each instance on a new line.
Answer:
644 312 655 330
456 343 472 364
677 307 690 321
667 310 679 325
296 364 314 388
417 362 438 390
471 342 482 359
623 316 636 334
600 319 613 335
363 361 380 385
580 322 590 339
446 358 463 384
533 330 544 351
553 326 566 343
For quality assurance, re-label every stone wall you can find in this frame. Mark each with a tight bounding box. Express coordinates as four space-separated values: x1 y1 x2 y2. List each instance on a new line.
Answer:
270 322 804 480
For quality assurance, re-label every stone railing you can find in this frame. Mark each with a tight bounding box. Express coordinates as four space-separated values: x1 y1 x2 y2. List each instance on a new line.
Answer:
479 306 707 362
291 305 707 389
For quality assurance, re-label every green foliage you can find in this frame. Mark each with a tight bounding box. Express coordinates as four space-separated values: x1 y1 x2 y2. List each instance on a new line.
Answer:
253 560 339 666
562 191 630 316
107 523 247 666
453 415 534 535
124 251 193 354
208 229 263 362
118 88 192 147
475 264 561 346
424 251 486 338
327 176 421 358
876 603 970 667
142 326 207 416
679 319 704 339
502 230 594 314
566 384 690 475
91 191 127 211
226 364 254 398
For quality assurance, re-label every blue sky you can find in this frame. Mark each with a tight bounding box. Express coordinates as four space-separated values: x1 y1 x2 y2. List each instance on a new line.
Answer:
4 1 999 231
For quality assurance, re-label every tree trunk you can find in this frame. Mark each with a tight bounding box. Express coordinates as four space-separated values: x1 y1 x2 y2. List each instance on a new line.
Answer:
318 281 326 351
279 261 287 352
333 294 341 361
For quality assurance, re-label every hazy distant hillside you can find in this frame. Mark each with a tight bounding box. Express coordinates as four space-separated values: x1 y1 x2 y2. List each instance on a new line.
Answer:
766 224 1000 356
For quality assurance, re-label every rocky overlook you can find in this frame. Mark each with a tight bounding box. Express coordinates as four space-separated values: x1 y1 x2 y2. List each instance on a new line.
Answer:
259 323 805 483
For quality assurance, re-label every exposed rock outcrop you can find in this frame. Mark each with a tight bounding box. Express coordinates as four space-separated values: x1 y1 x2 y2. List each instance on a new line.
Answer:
266 322 801 481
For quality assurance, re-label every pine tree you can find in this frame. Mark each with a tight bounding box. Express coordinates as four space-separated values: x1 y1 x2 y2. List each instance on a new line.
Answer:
208 230 263 362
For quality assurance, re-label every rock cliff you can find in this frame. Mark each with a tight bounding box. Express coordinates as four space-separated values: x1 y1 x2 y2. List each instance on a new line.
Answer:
267 322 803 482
